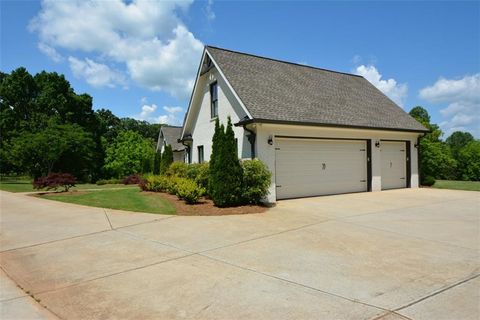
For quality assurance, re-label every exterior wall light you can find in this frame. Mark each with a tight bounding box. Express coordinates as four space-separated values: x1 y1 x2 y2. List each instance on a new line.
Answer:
375 140 380 148
414 143 419 148
268 136 273 145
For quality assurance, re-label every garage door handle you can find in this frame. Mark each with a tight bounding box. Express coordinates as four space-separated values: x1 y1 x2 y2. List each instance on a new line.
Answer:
322 163 326 170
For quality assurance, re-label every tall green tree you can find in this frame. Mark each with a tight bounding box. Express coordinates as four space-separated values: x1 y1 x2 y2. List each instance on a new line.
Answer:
409 106 456 181
209 117 243 207
457 140 480 181
446 131 474 156
103 130 155 178
160 145 173 174
153 152 162 175
8 123 95 179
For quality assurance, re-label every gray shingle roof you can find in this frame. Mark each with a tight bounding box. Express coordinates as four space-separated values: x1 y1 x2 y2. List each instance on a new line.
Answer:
206 46 427 132
161 126 185 151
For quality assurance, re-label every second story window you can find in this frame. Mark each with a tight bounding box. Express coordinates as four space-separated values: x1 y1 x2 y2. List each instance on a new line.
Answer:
210 82 218 118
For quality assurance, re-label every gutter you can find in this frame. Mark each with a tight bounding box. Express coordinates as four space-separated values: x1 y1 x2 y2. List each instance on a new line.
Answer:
234 118 430 134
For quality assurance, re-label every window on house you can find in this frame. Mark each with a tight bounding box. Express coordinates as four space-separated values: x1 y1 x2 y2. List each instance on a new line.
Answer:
210 82 218 118
198 145 204 163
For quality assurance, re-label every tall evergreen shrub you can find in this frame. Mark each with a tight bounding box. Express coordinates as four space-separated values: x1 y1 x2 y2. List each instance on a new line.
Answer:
160 144 173 174
209 117 243 207
153 152 161 175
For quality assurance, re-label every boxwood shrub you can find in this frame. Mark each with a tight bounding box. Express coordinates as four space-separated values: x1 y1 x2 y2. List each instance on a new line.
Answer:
241 159 271 204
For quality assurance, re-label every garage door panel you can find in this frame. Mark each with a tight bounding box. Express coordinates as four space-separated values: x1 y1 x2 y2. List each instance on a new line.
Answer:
381 141 407 190
275 139 368 199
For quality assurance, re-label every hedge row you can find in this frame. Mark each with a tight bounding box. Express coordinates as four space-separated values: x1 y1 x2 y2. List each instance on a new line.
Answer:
140 159 271 206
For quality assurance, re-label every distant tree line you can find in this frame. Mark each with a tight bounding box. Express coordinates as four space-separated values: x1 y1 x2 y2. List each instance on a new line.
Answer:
0 67 162 181
409 106 479 183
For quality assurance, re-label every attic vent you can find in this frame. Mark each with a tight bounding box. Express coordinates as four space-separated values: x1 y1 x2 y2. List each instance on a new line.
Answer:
201 55 214 75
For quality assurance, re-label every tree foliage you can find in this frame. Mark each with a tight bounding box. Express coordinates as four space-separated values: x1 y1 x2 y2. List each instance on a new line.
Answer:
209 117 243 207
103 131 155 178
409 107 478 182
446 131 474 156
8 123 95 179
457 141 480 181
0 67 164 181
160 144 174 175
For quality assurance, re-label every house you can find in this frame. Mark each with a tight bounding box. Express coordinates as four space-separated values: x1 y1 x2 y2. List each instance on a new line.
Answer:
156 125 185 162
180 46 428 202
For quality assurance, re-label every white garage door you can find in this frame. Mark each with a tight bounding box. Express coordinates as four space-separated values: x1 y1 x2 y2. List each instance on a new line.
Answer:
275 138 368 200
381 141 407 190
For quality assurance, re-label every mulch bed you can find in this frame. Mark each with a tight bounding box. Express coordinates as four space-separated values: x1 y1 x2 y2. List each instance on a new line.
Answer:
145 191 271 216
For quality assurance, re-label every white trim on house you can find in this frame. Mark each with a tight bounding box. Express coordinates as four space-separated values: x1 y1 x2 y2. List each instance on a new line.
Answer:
181 49 253 140
205 48 253 120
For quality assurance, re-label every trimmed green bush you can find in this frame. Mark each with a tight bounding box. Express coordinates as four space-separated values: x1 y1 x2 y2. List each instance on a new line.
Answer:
96 178 120 185
165 176 182 195
241 159 271 204
176 178 205 204
421 175 436 186
186 162 209 189
166 162 188 177
140 174 169 192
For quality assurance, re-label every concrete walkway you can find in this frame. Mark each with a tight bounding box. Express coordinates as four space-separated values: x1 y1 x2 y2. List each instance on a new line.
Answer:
0 188 478 319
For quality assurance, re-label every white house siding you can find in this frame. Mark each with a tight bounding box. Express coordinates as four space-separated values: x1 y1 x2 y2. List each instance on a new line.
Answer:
187 69 251 163
254 123 420 203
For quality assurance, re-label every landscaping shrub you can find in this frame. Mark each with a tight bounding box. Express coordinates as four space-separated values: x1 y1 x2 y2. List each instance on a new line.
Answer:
96 178 120 185
241 159 272 204
140 174 169 192
176 178 205 204
33 172 76 192
186 162 209 189
421 175 436 186
122 174 142 185
166 162 188 178
209 118 243 207
160 145 173 174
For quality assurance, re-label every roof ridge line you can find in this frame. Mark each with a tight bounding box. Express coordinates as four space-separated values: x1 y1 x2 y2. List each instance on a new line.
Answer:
205 45 363 78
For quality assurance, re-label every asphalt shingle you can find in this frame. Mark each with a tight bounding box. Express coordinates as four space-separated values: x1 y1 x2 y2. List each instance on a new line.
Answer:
206 46 427 132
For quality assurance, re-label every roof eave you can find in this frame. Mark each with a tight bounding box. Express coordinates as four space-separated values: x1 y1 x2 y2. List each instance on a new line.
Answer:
234 118 430 134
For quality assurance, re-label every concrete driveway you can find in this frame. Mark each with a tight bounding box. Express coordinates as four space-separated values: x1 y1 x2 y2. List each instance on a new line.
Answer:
0 188 478 320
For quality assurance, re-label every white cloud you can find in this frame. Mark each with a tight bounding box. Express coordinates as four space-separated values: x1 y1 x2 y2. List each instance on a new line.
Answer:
68 57 126 88
38 42 63 62
30 0 203 98
138 103 158 120
134 102 183 125
355 65 408 107
419 74 480 137
163 106 183 114
205 0 215 21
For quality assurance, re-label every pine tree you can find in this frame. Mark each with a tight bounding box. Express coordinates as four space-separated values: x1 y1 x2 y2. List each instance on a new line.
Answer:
209 117 243 207
160 144 173 174
153 151 161 175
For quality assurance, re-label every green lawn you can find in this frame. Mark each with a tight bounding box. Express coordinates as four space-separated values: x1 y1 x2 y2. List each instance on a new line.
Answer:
0 177 137 193
432 180 480 192
40 188 176 214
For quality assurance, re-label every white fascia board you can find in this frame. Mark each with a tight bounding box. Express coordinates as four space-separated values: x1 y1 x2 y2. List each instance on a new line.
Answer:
205 48 253 120
180 48 208 139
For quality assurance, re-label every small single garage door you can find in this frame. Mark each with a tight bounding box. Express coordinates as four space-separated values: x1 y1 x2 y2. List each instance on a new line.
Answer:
275 138 368 199
381 141 407 190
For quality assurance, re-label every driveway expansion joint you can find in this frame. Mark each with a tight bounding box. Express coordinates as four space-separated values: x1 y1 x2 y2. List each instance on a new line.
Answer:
197 253 392 314
394 273 480 312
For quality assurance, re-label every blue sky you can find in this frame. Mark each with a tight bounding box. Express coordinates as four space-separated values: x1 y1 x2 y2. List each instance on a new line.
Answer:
1 0 479 137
